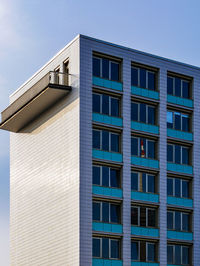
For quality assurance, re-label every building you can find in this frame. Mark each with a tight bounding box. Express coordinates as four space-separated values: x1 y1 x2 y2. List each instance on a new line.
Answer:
0 34 200 266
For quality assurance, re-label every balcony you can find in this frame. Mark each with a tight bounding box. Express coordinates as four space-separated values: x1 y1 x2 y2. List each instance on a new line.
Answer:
0 71 71 132
131 191 159 203
93 113 123 127
93 259 122 266
167 230 193 241
131 121 159 135
131 156 159 169
131 262 159 266
167 128 193 141
167 94 193 108
93 76 123 91
167 162 193 175
167 196 193 208
131 86 159 100
131 226 159 238
92 222 123 234
93 185 123 198
93 149 123 163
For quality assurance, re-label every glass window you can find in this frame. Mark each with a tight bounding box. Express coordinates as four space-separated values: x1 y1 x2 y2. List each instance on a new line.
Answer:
167 245 173 264
111 133 119 152
175 211 181 231
167 145 173 162
131 137 138 156
142 173 146 192
131 102 138 121
111 239 119 259
110 204 120 223
148 106 155 125
110 169 120 188
182 147 189 165
175 245 181 264
140 207 146 227
93 238 100 257
147 243 155 262
93 166 100 185
93 58 100 77
131 172 138 191
148 140 155 159
102 166 109 187
131 241 139 261
167 212 174 229
148 72 155 90
102 238 109 258
147 209 156 227
93 130 100 149
167 178 173 196
175 179 181 197
182 246 189 265
167 111 173 128
131 67 138 86
102 94 109 115
148 175 155 193
131 207 138 225
102 202 109 223
167 76 174 95
111 98 119 117
175 145 181 164
182 81 189 99
182 213 189 231
111 62 119 81
175 77 181 97
182 180 189 198
182 114 189 132
102 130 109 151
102 58 109 79
140 103 146 123
140 68 146 88
174 112 181 130
93 202 100 221
93 94 100 113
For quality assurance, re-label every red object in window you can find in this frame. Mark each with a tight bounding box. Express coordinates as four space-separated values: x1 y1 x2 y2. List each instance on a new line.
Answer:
141 139 145 158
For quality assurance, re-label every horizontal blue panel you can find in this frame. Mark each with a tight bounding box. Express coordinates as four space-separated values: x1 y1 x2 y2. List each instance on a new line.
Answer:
167 230 193 241
167 162 193 175
93 149 123 163
167 95 193 108
167 196 193 208
131 156 159 169
131 121 159 134
93 186 123 198
93 222 123 234
93 258 123 266
167 128 193 141
93 113 123 127
132 262 159 266
93 76 123 91
131 86 159 100
131 226 159 237
131 191 159 203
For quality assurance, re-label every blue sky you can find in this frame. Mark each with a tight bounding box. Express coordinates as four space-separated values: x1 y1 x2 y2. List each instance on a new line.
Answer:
0 0 200 264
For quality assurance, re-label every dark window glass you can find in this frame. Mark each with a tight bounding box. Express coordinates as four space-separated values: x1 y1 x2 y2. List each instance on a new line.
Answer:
167 245 173 264
148 209 156 227
111 133 119 152
110 169 120 188
167 145 173 162
111 62 119 81
140 241 146 261
148 175 155 193
175 179 181 197
147 243 155 262
182 81 189 99
175 211 181 231
102 58 109 79
182 246 189 265
131 207 138 225
167 111 173 128
111 98 119 117
131 67 138 86
93 202 100 221
175 78 181 97
110 204 120 223
102 202 109 223
131 102 138 121
102 131 109 151
148 140 155 159
131 242 139 260
93 58 100 77
167 178 173 196
140 207 146 227
167 212 173 229
102 94 109 115
148 72 155 90
93 166 100 185
93 94 100 113
102 238 109 258
131 172 138 191
111 240 119 259
175 245 181 264
182 147 189 165
140 103 146 123
142 173 146 192
174 112 181 130
148 106 155 125
131 138 138 156
182 213 189 231
93 238 100 257
102 166 109 187
182 180 189 198
167 77 174 95
140 68 146 88
93 130 100 149
175 145 181 164
182 115 189 132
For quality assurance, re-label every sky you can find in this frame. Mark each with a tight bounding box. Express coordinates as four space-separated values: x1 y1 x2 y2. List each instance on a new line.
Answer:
0 0 200 264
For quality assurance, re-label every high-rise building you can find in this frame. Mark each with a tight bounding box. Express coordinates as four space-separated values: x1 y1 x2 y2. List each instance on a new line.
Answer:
1 34 200 266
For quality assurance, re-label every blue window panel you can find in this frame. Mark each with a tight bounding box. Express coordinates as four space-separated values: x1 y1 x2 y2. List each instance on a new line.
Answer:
131 156 159 169
167 95 193 108
131 226 159 238
93 113 123 127
131 121 159 134
93 186 123 198
131 263 159 266
167 230 193 241
167 196 193 208
167 162 193 175
131 86 159 100
92 222 123 234
167 128 193 141
93 149 123 163
131 191 159 203
92 258 123 266
93 76 123 91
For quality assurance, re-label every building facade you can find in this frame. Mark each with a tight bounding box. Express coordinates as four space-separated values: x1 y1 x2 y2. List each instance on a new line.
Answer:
1 35 200 265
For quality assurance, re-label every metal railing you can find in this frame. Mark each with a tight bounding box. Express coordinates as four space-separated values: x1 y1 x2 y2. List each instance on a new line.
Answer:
49 71 71 86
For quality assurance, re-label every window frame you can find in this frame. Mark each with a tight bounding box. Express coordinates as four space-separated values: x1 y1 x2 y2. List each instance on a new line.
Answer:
131 136 156 159
167 75 191 99
167 210 191 232
93 129 120 153
167 244 190 265
167 110 190 132
131 171 156 193
167 177 190 199
167 144 190 165
146 242 156 262
131 101 156 125
131 66 156 91
92 237 121 259
131 206 157 228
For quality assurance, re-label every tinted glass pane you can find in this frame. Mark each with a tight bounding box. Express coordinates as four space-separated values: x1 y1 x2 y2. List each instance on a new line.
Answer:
140 68 146 88
131 138 138 156
167 178 173 196
110 169 120 188
147 243 155 262
111 204 120 223
102 131 109 151
131 67 138 86
167 145 173 162
175 77 181 97
131 242 139 260
111 62 119 81
93 202 100 221
131 207 138 225
148 209 156 227
182 213 189 231
167 212 174 229
102 94 109 115
93 130 100 149
182 115 189 132
111 240 119 259
175 245 181 264
174 112 181 130
102 58 109 79
148 175 155 193
140 207 146 227
175 179 181 197
182 246 189 265
182 81 189 99
111 133 119 152
131 102 138 121
111 98 119 117
102 202 109 223
93 238 100 257
182 180 189 198
142 173 146 192
167 76 173 95
93 166 100 185
175 145 181 164
102 166 109 187
93 58 100 77
167 111 173 128
148 106 155 125
175 211 181 231
148 140 155 159
131 172 138 191
182 147 189 165
93 94 100 113
167 245 173 264
102 238 109 258
140 103 146 123
148 71 155 90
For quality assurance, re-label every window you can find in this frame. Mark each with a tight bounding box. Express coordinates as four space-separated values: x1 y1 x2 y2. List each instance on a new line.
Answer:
93 201 121 223
131 102 155 125
131 171 156 193
131 137 155 159
131 240 157 262
167 244 190 265
167 210 191 232
131 206 157 228
167 177 190 198
93 56 120 81
93 165 120 188
167 111 190 132
93 129 120 152
131 66 156 90
93 237 120 259
167 75 190 99
93 93 120 117
167 144 190 165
